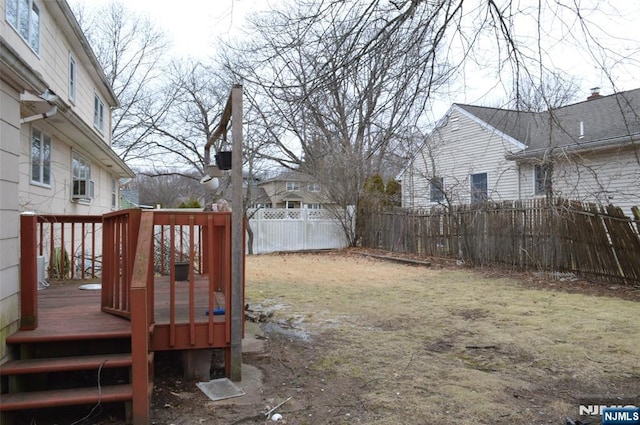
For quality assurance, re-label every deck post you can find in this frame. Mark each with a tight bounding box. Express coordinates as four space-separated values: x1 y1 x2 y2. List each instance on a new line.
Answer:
131 212 154 425
230 84 244 381
19 213 38 330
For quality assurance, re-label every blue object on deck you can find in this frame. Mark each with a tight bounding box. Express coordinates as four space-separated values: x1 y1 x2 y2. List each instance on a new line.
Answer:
205 307 225 316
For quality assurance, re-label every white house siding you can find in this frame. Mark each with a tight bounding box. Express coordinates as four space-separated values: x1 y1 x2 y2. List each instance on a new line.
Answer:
1 1 122 215
0 81 21 363
402 106 522 209
519 148 640 216
3 1 113 144
1 0 130 361
18 121 116 215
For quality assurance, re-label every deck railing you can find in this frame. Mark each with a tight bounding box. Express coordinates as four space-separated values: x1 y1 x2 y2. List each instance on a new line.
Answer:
151 211 232 349
20 210 238 424
102 209 142 318
130 211 154 424
129 210 234 423
19 213 103 330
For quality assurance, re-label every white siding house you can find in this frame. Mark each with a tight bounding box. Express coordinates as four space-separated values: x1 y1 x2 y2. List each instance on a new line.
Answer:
0 0 133 362
401 89 640 216
401 104 526 208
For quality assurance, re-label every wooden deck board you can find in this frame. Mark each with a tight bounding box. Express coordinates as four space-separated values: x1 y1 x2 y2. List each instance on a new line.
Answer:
0 353 132 375
0 384 133 410
153 276 226 325
7 277 227 345
7 282 131 344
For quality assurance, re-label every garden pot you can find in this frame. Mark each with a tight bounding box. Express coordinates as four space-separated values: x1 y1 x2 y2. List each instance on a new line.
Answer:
174 262 189 281
215 151 232 170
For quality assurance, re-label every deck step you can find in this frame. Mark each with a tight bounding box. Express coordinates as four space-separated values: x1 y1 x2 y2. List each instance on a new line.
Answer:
0 353 132 376
0 384 133 411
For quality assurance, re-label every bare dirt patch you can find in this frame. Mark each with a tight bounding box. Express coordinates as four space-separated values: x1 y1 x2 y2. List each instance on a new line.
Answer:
115 250 640 424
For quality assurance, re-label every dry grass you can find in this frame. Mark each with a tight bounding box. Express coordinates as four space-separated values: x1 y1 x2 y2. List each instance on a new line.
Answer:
245 252 640 424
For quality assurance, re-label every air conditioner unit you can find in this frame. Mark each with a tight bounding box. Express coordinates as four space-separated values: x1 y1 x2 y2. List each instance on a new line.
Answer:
37 255 48 290
72 179 94 200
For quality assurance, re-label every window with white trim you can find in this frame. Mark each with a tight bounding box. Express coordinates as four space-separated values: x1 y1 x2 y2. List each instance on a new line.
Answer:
31 127 51 186
285 200 300 209
534 163 553 196
69 55 77 103
306 203 322 210
286 181 300 191
72 153 93 200
470 172 488 204
6 0 40 54
308 182 320 192
94 94 105 132
111 178 117 209
429 177 444 203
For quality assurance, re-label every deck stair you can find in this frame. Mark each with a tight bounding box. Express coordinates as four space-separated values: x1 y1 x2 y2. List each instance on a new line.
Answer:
0 327 141 423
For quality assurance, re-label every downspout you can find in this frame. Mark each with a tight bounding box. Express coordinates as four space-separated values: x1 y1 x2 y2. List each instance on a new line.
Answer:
20 105 58 124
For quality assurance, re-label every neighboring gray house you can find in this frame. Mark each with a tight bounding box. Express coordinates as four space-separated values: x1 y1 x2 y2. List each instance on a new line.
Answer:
400 88 640 215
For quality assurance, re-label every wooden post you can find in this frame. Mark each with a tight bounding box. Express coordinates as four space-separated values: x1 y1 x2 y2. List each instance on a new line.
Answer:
131 212 154 425
230 84 243 381
20 213 38 330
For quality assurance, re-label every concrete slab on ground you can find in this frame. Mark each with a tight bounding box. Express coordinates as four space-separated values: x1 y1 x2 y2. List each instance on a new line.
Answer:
205 363 264 407
196 378 245 401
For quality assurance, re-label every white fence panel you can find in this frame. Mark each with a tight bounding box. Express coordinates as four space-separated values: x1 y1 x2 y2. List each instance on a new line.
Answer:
248 208 350 254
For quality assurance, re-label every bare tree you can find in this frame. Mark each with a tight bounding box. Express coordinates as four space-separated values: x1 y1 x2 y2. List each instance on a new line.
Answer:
72 1 174 163
222 1 451 244
124 171 202 208
510 71 581 112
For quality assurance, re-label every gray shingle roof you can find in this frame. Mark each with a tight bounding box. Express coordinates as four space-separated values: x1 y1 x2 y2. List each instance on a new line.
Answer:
260 170 314 184
455 104 536 144
456 88 640 157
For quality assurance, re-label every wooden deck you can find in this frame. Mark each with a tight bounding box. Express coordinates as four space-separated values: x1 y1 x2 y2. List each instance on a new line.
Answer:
7 277 227 345
10 210 240 424
7 281 130 345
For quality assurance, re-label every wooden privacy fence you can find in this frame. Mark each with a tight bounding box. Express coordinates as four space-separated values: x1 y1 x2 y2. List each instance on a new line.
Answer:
359 199 640 285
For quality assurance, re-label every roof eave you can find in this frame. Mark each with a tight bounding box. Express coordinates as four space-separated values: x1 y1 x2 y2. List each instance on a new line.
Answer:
505 134 640 161
53 0 119 107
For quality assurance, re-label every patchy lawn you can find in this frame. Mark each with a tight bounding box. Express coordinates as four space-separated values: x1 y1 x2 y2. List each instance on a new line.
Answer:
240 251 639 424
149 250 639 425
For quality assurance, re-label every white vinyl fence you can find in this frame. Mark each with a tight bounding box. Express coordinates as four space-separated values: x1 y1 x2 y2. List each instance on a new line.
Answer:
247 208 353 254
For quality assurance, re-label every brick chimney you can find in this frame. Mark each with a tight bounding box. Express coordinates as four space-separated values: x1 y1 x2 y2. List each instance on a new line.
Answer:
587 87 603 101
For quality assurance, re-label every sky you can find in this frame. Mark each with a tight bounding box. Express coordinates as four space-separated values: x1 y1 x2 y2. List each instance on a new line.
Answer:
72 0 279 57
71 0 640 120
